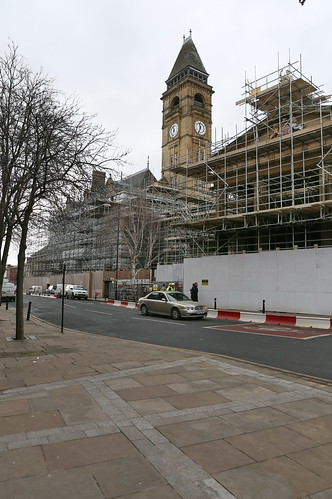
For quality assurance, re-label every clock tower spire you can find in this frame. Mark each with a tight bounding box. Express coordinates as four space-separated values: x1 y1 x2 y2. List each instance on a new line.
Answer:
161 33 213 181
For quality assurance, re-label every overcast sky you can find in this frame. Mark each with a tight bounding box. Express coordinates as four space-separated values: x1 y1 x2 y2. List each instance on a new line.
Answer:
2 0 331 262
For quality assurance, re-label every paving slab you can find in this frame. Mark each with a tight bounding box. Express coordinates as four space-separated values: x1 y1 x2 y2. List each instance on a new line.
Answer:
157 416 242 447
27 385 96 411
129 397 177 416
163 390 230 409
42 433 139 470
181 438 254 473
225 425 318 461
215 383 276 400
114 384 177 401
105 377 144 389
288 443 332 482
166 379 224 394
214 456 331 499
309 489 332 499
221 406 296 432
113 484 182 498
0 468 104 499
272 398 332 420
58 403 109 425
89 455 167 497
287 415 332 444
0 410 65 435
0 399 29 417
0 379 25 390
133 373 188 386
0 446 47 481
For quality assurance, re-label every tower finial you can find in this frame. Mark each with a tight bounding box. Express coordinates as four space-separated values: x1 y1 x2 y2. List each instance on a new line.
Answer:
183 31 192 44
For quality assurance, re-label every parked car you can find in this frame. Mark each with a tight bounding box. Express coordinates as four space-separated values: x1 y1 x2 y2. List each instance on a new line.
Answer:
65 285 88 300
1 280 16 302
138 291 208 320
46 284 65 296
29 285 43 295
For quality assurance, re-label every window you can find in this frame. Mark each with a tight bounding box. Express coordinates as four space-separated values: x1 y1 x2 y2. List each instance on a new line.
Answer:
148 292 160 300
194 93 204 107
171 96 179 109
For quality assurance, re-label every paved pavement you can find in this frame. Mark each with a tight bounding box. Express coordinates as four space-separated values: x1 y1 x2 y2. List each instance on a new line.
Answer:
0 306 332 499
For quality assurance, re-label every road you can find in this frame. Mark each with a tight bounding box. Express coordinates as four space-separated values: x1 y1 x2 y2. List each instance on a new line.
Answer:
12 295 332 382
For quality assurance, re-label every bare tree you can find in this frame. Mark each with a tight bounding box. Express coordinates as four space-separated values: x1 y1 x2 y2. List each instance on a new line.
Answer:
0 44 127 339
120 195 162 279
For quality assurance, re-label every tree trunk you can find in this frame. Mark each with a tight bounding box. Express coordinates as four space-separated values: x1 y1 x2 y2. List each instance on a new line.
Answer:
131 261 137 281
0 226 13 289
15 221 28 340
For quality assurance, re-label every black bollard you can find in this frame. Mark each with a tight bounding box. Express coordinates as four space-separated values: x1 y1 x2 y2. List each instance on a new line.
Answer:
27 301 32 321
6 297 9 310
214 298 217 310
262 299 266 314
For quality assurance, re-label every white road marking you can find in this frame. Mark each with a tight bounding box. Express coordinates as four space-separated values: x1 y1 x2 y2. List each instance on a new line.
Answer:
133 317 186 326
90 311 113 316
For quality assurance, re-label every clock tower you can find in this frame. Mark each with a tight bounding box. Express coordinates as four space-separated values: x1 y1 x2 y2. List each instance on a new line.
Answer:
161 33 213 181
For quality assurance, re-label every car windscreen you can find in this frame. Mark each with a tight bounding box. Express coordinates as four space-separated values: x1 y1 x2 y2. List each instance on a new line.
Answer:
167 292 190 302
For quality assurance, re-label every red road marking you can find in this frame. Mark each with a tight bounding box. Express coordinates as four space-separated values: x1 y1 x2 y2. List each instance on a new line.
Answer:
266 314 296 326
216 310 241 320
205 323 332 339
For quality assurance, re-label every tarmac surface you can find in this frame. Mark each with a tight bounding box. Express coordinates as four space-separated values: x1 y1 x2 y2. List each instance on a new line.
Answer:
0 305 332 499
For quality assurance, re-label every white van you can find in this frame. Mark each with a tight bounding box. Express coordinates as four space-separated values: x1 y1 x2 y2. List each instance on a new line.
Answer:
1 281 16 302
54 284 70 297
29 285 43 295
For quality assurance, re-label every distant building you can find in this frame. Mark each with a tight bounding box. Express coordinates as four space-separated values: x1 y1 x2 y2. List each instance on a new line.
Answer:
24 168 159 297
5 265 17 284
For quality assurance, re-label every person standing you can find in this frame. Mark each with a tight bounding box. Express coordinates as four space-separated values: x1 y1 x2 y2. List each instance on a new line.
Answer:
190 282 198 301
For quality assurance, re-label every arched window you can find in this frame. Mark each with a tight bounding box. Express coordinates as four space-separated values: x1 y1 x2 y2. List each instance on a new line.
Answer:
171 96 180 109
194 93 204 107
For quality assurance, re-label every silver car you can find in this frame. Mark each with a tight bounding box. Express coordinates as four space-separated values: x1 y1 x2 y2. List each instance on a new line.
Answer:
138 291 208 320
65 285 88 300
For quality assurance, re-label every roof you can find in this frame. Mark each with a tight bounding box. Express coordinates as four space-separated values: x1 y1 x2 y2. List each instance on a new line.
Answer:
236 77 320 112
116 168 157 191
167 34 208 81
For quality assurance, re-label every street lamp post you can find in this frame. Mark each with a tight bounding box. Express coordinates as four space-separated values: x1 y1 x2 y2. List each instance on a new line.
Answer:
60 263 66 333
115 215 120 300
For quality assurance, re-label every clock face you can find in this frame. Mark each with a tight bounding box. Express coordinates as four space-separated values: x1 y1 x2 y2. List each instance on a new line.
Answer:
169 123 178 138
195 120 206 135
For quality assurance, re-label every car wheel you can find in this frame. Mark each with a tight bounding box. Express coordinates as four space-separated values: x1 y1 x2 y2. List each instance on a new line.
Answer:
84 297 87 300
140 304 149 316
171 307 181 320
197 316 204 320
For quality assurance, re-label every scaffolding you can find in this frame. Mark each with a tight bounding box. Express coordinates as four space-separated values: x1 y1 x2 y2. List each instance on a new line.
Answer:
26 60 332 273
25 201 123 276
161 60 332 260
